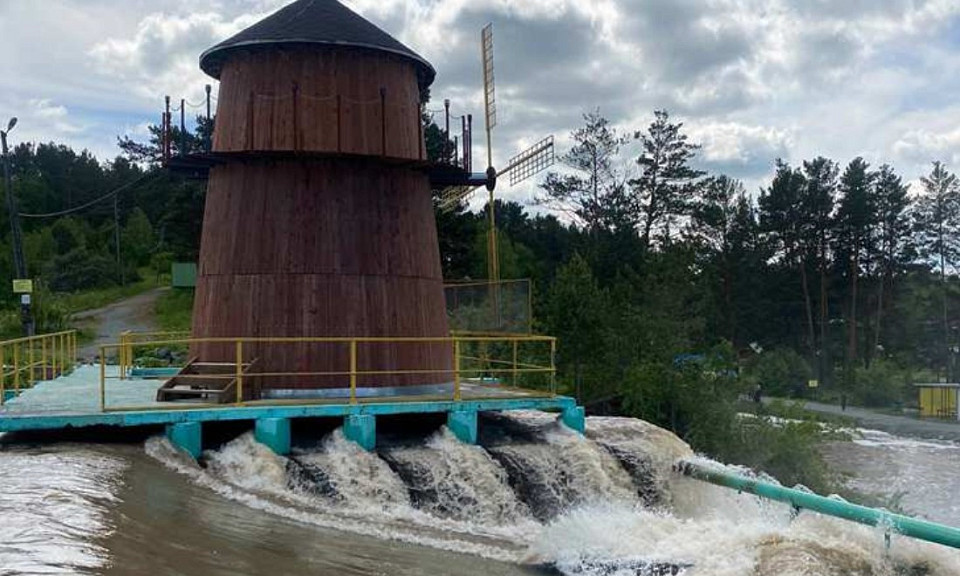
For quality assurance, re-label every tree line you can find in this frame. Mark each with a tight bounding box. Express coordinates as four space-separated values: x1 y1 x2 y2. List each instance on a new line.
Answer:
2 109 960 456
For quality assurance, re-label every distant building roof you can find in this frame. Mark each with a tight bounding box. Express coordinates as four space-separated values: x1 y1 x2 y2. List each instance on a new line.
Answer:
200 0 436 87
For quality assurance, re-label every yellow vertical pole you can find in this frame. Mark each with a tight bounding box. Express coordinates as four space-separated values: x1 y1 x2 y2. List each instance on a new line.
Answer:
0 344 5 406
454 339 461 401
13 344 20 395
350 340 358 405
53 333 59 376
99 346 106 412
28 338 35 386
512 339 519 388
235 340 243 404
550 339 557 396
42 336 47 381
72 331 77 366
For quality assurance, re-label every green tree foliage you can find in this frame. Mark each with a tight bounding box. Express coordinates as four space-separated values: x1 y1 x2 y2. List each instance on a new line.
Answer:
543 253 607 401
630 110 705 250
537 111 630 232
121 208 156 267
913 161 960 378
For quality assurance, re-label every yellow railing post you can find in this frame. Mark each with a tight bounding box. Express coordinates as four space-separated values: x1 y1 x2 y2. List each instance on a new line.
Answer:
28 339 35 386
53 333 59 377
349 340 358 404
99 346 106 412
454 339 461 401
550 339 557 396
0 344 5 406
512 339 519 388
235 340 244 404
72 331 77 366
13 343 20 396
41 336 47 381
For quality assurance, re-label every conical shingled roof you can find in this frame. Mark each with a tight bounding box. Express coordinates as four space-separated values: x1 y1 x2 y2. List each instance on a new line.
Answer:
200 0 435 87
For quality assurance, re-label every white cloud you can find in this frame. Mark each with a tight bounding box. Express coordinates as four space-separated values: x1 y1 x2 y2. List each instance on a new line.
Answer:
0 0 959 189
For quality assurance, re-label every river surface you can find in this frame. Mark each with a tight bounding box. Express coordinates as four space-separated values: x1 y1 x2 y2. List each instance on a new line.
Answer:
1 413 958 576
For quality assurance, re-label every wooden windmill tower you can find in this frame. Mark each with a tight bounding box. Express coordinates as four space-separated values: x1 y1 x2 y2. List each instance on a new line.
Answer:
169 0 451 397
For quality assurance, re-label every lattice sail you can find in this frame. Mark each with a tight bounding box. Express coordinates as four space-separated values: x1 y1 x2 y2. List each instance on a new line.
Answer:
505 136 555 187
438 185 480 212
482 24 497 131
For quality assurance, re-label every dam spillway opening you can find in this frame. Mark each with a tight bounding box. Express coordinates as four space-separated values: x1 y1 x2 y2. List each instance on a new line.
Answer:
140 411 960 576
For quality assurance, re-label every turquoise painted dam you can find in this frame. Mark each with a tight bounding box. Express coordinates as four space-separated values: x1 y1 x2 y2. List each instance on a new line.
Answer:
2 358 960 574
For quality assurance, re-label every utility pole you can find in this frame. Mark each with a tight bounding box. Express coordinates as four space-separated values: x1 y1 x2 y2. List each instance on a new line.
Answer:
1 117 33 336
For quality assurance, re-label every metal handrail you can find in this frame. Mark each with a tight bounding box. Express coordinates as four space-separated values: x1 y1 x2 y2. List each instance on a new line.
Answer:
0 330 78 405
100 334 557 412
678 460 960 550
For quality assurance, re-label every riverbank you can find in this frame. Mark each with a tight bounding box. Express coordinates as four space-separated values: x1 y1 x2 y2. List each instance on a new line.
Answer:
765 397 960 442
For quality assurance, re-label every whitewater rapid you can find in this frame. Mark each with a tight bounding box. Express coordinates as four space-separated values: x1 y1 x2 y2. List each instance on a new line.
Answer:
138 412 960 576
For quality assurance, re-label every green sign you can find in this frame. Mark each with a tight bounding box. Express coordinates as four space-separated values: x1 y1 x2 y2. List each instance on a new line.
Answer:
12 279 32 294
808 379 819 388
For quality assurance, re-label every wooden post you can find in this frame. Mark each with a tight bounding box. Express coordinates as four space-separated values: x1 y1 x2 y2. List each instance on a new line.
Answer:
180 98 186 155
164 96 171 162
444 98 450 162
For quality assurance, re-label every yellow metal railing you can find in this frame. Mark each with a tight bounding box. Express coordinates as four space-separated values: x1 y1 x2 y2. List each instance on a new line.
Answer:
118 330 191 378
0 330 78 405
99 334 556 412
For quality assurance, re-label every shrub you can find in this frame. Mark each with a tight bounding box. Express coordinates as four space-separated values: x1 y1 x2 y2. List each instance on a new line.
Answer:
743 348 812 398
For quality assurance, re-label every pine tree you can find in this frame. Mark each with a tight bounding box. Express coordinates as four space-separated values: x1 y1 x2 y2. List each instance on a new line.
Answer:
537 111 630 233
834 157 876 367
801 157 838 384
870 164 911 361
759 161 815 356
913 161 960 379
629 110 704 251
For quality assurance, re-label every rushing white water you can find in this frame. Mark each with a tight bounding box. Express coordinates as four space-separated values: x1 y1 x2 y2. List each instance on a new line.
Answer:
137 412 960 575
0 445 125 574
823 428 960 527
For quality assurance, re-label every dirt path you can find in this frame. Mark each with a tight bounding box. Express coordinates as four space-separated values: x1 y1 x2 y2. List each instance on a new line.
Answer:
73 287 167 361
767 397 960 441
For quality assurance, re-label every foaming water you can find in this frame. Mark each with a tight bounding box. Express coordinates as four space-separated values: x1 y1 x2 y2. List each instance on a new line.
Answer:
823 427 960 526
2 413 956 575
383 428 533 526
140 413 960 575
0 444 125 574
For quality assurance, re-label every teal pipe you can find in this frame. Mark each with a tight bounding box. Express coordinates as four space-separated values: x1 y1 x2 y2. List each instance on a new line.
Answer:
677 460 960 550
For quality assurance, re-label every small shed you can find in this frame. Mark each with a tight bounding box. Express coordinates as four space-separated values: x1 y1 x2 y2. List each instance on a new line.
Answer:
915 383 959 419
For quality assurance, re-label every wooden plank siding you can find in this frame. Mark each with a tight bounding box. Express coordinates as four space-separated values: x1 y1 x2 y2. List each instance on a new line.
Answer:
192 158 451 389
212 47 424 161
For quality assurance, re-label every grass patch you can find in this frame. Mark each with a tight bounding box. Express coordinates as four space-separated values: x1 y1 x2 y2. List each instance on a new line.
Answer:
155 288 194 332
53 268 163 314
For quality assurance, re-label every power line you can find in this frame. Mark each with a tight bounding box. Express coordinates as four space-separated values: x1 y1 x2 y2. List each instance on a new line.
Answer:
19 172 161 219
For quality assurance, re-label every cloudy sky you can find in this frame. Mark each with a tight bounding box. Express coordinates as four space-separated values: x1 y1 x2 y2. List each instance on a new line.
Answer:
2 0 960 205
